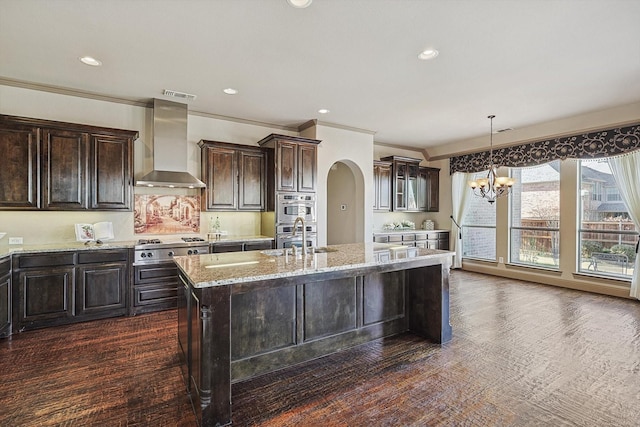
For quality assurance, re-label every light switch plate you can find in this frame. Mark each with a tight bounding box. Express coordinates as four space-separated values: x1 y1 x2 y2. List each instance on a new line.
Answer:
9 237 23 245
499 257 504 264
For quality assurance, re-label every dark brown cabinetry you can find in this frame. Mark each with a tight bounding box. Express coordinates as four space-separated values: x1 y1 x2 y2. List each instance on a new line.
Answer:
12 249 130 332
0 114 137 211
258 134 320 209
76 250 128 318
133 262 179 315
211 240 273 253
373 160 392 211
199 140 265 211
0 257 11 338
379 156 440 212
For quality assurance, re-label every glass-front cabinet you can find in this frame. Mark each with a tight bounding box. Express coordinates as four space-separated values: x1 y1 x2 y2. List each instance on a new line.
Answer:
380 156 439 212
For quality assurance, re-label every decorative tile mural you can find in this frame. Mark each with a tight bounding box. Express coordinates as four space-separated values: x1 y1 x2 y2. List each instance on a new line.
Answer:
134 195 200 235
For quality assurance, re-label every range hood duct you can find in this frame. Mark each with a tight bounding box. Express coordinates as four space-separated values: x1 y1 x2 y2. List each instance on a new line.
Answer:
136 98 205 188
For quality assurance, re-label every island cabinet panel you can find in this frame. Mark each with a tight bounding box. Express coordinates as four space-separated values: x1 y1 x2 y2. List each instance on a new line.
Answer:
363 271 405 325
303 277 357 341
0 125 40 209
42 128 89 210
0 258 11 338
231 286 296 360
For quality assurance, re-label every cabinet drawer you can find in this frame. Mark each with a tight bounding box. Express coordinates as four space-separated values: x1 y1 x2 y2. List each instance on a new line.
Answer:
134 263 178 285
17 252 75 269
78 250 128 264
402 234 415 241
0 257 9 276
373 235 389 243
244 241 273 251
211 242 244 253
414 233 427 241
387 235 402 243
134 282 179 306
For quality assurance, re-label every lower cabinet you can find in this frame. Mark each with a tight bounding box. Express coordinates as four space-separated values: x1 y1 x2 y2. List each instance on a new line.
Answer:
373 231 449 250
211 240 273 253
132 262 180 315
11 249 130 332
0 257 11 338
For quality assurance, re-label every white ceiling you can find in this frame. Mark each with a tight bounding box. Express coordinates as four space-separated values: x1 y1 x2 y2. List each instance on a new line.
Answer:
1 0 639 152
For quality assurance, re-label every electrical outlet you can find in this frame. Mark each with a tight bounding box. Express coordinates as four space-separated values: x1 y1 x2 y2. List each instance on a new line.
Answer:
499 257 504 264
9 237 23 245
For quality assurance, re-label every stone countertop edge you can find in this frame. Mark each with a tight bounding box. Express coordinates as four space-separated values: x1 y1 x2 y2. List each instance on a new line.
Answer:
174 242 454 289
0 240 137 257
210 235 274 243
373 229 449 234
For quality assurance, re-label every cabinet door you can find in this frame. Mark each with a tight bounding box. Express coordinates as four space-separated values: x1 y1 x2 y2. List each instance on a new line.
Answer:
238 150 265 211
43 128 89 210
91 135 133 210
203 146 238 210
417 168 428 212
0 271 10 338
16 266 75 330
76 262 127 317
374 162 392 211
427 168 440 212
0 125 40 209
276 140 297 192
298 143 317 192
394 162 407 211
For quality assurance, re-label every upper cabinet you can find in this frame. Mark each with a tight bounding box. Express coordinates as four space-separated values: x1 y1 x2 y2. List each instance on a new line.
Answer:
373 160 392 211
258 134 320 209
0 114 137 211
199 140 265 211
379 156 440 212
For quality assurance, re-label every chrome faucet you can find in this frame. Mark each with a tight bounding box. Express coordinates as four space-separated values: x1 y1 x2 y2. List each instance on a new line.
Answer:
292 216 306 255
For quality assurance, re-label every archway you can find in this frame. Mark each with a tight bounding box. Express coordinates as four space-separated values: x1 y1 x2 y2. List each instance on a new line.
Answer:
326 160 364 244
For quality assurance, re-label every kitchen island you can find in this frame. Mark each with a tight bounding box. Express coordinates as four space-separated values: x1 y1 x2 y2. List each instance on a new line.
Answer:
174 242 453 427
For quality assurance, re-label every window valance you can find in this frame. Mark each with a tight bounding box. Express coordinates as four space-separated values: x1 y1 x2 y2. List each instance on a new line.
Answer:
450 122 640 174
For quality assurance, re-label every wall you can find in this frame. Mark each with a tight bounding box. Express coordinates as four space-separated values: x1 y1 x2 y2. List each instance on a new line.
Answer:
300 122 374 246
326 162 357 245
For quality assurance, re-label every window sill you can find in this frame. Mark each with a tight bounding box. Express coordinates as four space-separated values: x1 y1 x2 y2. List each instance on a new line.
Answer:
572 271 631 284
505 262 563 276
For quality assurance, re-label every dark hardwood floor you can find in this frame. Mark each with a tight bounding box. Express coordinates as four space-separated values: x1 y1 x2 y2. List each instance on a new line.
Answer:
1 271 639 426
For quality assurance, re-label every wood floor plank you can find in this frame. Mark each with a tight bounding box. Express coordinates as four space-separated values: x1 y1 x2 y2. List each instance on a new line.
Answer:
1 270 639 426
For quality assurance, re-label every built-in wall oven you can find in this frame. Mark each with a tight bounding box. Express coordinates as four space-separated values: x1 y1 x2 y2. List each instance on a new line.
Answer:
275 193 317 249
276 193 316 224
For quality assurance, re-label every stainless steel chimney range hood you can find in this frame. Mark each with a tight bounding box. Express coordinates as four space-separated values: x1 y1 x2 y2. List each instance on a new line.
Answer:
136 98 205 188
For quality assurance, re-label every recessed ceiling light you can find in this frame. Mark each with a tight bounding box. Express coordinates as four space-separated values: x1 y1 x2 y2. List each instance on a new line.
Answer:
79 56 102 66
223 88 238 95
418 49 439 60
318 109 330 114
287 0 312 8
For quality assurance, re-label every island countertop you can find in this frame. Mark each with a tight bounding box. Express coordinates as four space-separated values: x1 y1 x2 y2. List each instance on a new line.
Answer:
173 242 453 288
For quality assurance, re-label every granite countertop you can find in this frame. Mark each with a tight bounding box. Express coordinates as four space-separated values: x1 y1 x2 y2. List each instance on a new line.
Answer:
0 240 137 258
209 235 274 244
174 242 453 288
373 229 449 234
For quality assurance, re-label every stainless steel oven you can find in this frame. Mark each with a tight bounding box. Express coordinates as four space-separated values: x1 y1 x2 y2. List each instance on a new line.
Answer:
276 193 316 224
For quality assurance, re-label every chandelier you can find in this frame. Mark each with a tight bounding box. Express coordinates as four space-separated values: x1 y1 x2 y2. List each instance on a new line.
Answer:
468 115 515 204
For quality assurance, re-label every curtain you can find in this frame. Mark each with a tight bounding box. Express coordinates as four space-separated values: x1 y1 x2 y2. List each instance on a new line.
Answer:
451 172 470 269
608 151 640 299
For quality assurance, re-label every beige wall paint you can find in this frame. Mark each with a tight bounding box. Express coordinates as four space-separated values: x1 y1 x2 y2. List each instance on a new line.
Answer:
326 162 357 245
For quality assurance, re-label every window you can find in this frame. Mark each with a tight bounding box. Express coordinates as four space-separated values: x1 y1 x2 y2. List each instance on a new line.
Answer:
579 159 637 279
462 171 496 261
509 161 560 269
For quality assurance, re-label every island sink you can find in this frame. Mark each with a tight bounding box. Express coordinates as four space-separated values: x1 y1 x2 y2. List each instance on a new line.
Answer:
175 242 453 427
